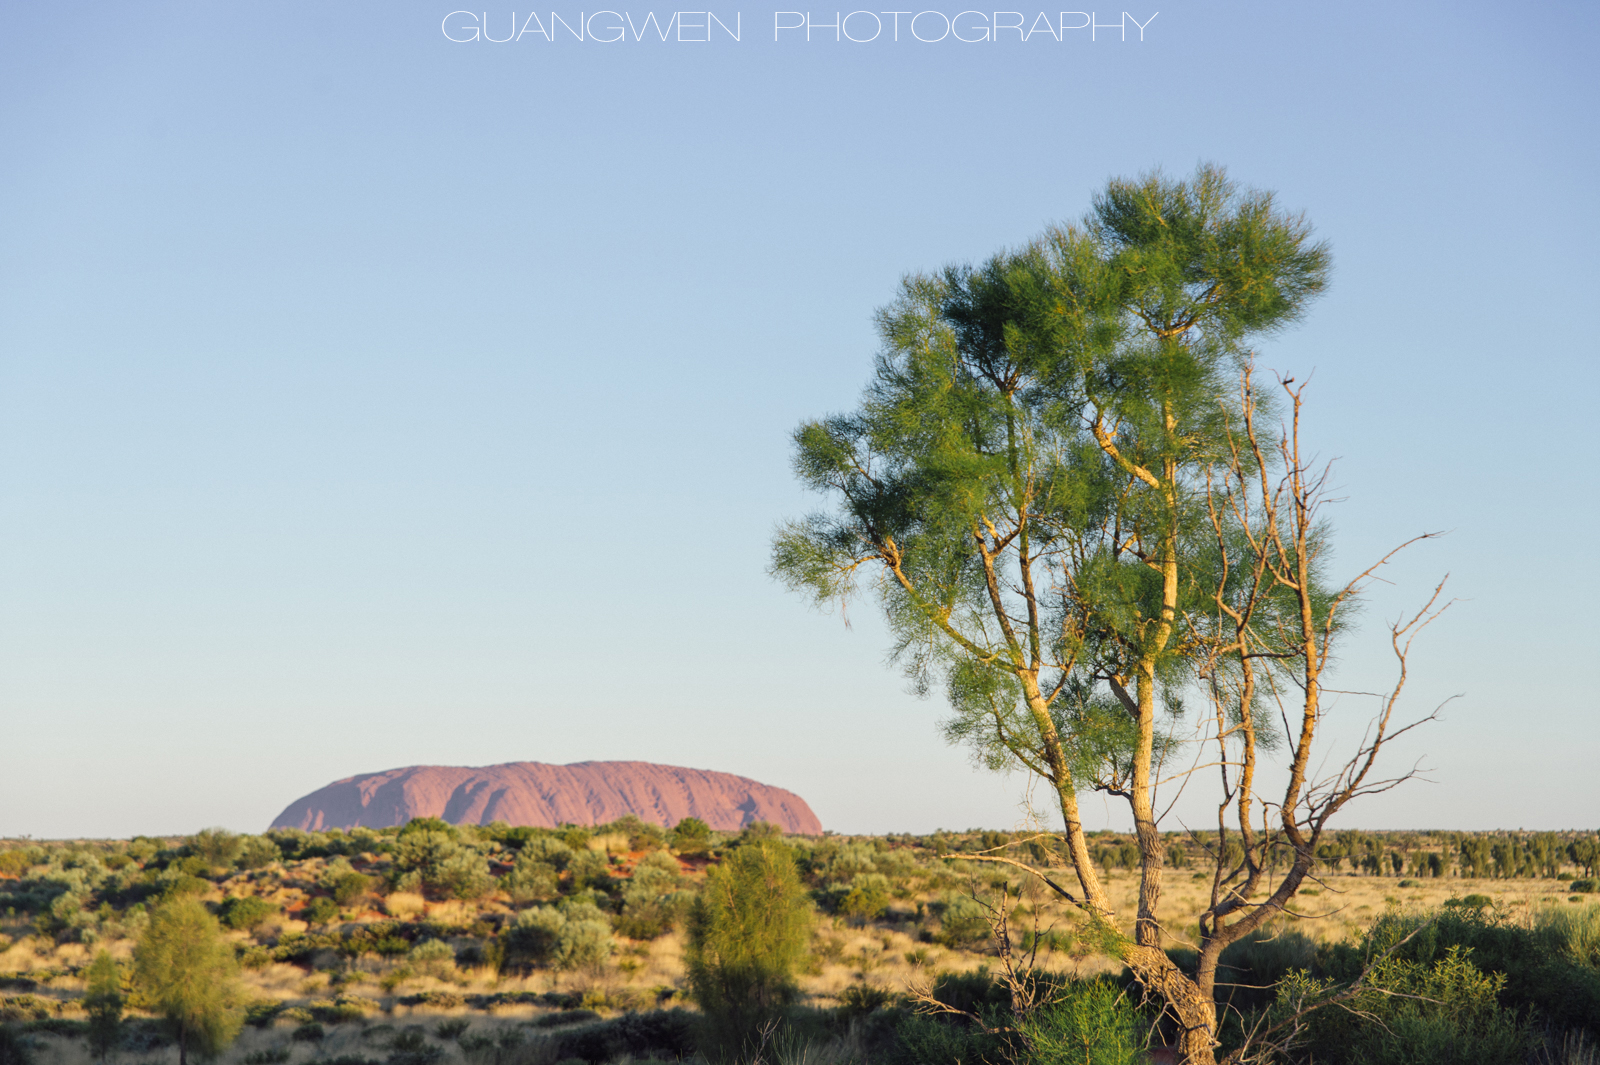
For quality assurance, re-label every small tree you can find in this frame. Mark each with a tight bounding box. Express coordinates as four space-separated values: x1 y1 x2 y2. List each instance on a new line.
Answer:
686 839 813 1048
133 898 244 1065
671 817 712 855
83 950 123 1062
774 165 1446 1064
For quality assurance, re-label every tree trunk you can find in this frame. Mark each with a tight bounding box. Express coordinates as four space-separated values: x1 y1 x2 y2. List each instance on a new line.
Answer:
178 1026 187 1065
1124 945 1219 1065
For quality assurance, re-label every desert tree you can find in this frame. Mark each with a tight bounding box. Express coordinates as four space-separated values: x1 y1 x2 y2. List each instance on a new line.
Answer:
83 950 123 1062
772 165 1445 1064
686 838 814 1052
132 898 244 1065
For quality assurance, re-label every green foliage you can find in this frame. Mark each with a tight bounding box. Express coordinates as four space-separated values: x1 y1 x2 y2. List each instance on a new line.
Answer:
501 857 559 904
217 897 275 931
132 898 244 1065
184 830 242 872
407 939 455 979
0 1024 33 1065
518 835 574 870
1018 977 1146 1065
686 839 814 1050
389 830 493 900
83 951 123 1062
1213 926 1318 1014
398 818 456 838
1535 902 1600 968
504 902 615 972
331 874 373 907
838 874 891 923
934 893 991 949
433 1020 469 1041
670 818 711 855
304 897 340 926
771 163 1330 827
1282 945 1526 1065
615 852 685 940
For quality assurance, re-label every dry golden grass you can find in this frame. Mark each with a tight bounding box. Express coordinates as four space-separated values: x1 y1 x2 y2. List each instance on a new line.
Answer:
5 826 1597 1065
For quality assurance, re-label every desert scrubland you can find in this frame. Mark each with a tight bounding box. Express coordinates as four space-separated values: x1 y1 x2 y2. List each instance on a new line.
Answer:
2 821 1598 1065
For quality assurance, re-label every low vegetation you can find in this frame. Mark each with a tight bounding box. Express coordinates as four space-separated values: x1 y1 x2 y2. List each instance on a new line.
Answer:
2 824 1598 1064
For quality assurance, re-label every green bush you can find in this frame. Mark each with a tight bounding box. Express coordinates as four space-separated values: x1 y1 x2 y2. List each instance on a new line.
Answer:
304 898 339 926
83 951 123 1061
1572 879 1597 894
505 903 614 971
670 818 711 856
408 940 455 980
185 830 242 871
1279 945 1526 1065
935 893 991 949
331 874 373 907
217 897 276 932
0 1025 33 1065
1535 903 1600 968
501 858 559 904
235 837 281 871
839 874 891 922
1019 978 1146 1065
518 836 574 871
433 1020 469 1041
686 839 813 1054
1214 926 1318 1014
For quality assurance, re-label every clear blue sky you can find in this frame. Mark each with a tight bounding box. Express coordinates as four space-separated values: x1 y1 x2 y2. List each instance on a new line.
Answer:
1 1 1595 839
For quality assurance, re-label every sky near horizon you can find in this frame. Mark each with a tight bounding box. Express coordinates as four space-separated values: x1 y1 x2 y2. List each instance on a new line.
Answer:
1 2 1595 840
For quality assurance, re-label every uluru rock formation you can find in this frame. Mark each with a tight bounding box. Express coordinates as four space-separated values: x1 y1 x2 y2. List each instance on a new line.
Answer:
270 760 822 835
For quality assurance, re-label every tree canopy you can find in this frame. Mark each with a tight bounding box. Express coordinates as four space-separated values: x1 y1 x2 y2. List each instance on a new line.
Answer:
773 164 1438 1065
133 897 244 1065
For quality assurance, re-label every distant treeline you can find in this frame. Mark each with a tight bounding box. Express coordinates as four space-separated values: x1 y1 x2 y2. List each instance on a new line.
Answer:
887 828 1600 883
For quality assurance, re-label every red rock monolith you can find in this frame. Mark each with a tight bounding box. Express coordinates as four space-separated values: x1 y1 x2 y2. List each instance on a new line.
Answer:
269 760 822 834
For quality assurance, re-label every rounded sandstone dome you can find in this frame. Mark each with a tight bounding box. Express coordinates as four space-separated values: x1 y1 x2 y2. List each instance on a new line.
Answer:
269 760 822 835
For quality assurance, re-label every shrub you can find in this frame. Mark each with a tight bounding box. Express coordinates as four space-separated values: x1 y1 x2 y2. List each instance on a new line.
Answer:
501 859 559 904
686 839 813 1052
935 893 991 949
505 903 614 971
83 951 123 1061
670 818 711 855
839 874 891 922
1572 879 1597 894
162 875 212 900
1214 926 1318 1014
518 836 574 871
532 1010 600 1028
1019 977 1146 1065
304 898 339 926
185 830 242 871
407 940 455 980
217 897 276 932
1279 945 1527 1065
132 898 245 1065
433 1020 469 1041
331 874 373 907
566 850 609 890
235 837 281 871
0 1025 33 1065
